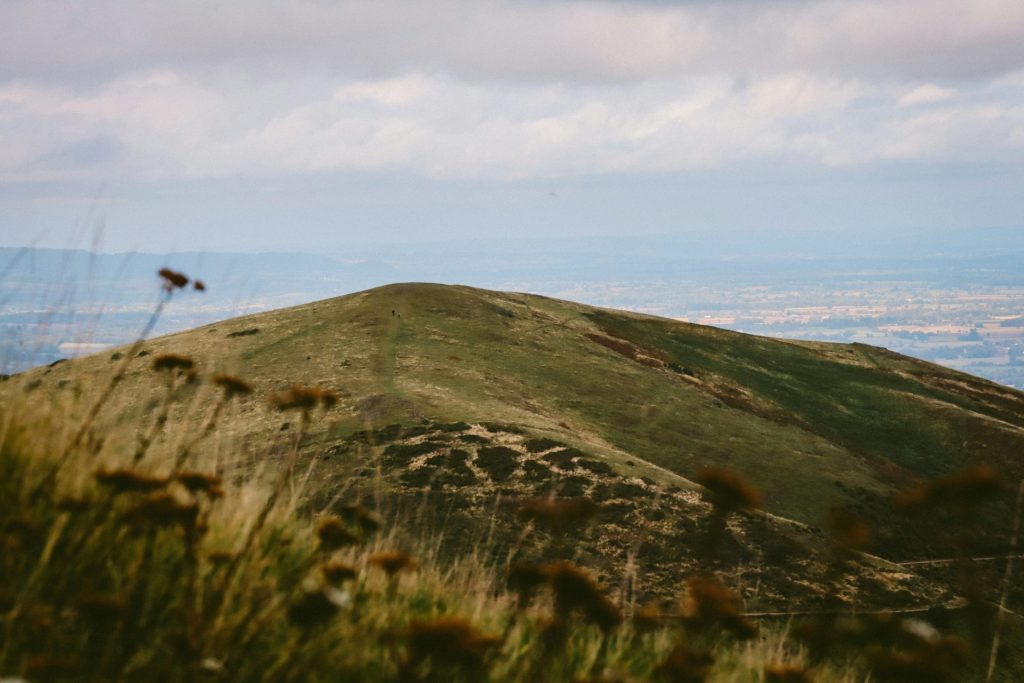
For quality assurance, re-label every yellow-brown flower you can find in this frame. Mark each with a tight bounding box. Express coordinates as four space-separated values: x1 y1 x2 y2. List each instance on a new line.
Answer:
95 468 169 494
368 551 417 577
316 516 360 551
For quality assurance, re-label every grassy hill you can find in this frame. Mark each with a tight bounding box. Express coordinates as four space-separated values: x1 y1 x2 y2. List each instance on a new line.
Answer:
19 283 1024 539
5 281 1024 680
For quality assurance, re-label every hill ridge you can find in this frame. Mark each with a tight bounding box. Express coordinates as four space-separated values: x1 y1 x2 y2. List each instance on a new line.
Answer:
8 281 1024 606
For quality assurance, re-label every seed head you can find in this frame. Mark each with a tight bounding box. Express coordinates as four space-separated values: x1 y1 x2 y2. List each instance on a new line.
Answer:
507 562 548 606
653 645 714 683
542 561 621 631
124 492 200 529
322 561 358 584
213 374 252 398
369 550 417 577
272 385 338 412
287 588 343 628
680 575 757 639
152 353 194 373
337 504 381 534
316 516 360 550
695 467 762 513
633 601 664 633
95 468 169 494
403 617 501 673
158 268 189 290
516 496 599 531
176 471 224 498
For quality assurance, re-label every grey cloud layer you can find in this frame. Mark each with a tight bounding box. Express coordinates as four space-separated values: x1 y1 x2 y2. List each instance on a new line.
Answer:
1 0 1023 183
4 0 1024 83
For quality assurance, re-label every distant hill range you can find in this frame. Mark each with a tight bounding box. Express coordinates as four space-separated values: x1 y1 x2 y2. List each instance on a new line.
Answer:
8 283 1024 612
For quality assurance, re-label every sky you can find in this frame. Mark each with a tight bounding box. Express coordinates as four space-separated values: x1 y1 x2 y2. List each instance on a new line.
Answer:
1 0 1023 254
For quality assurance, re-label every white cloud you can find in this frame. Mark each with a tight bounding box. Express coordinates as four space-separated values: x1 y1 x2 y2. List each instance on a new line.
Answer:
2 69 1022 182
899 84 957 107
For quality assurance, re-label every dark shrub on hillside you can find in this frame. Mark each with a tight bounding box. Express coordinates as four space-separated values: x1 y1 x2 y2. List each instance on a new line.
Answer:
524 438 564 453
543 448 582 469
576 458 613 476
476 447 520 482
434 421 472 433
612 481 647 499
383 442 442 465
557 476 591 497
226 327 260 338
437 449 477 487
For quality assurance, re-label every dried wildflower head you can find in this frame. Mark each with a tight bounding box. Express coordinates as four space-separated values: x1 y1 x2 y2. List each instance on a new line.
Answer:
680 576 756 639
516 496 599 531
176 471 224 498
507 562 548 606
764 665 814 683
213 374 252 398
158 268 189 291
633 600 664 633
318 389 339 409
695 467 762 513
95 468 169 494
272 385 338 412
653 644 714 683
316 516 360 551
322 561 358 584
403 617 501 674
124 492 199 529
337 504 382 535
152 353 194 373
826 506 871 551
894 465 1004 511
543 561 621 631
287 588 344 628
369 551 417 577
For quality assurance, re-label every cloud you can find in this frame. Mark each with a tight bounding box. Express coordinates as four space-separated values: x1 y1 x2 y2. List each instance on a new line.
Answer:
1 0 1023 85
899 84 957 107
2 69 1022 182
0 1 1022 184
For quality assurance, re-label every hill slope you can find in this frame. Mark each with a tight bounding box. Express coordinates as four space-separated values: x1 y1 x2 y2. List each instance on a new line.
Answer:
10 282 1024 607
